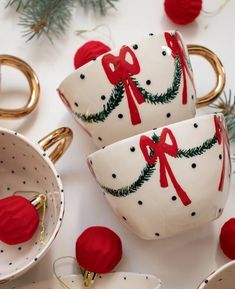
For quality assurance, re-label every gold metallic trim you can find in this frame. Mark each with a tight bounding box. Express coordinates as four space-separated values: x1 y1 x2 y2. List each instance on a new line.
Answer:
38 127 73 164
187 45 226 108
0 55 40 118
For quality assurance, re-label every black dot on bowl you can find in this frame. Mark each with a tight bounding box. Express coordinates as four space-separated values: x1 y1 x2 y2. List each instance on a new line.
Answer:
43 153 46 157
34 258 38 261
146 276 149 279
122 216 127 221
205 280 208 284
0 250 3 253
98 137 102 141
99 276 102 279
11 170 15 174
162 51 167 56
130 146 135 152
61 189 64 193
191 212 196 216
218 278 223 281
18 247 22 251
133 44 138 50
12 156 15 159
138 200 143 205
80 74 85 79
23 181 26 184
93 58 97 61
166 113 171 118
35 242 38 245
172 196 177 201
118 113 123 119
0 161 3 163
74 102 79 107
57 175 60 178
101 95 106 100
36 180 39 184
9 262 12 265
112 173 116 179
124 277 127 280
59 218 62 221
23 167 26 170
14 132 18 136
1 133 4 136
149 33 154 36
219 154 222 160
146 80 151 85
192 95 194 100
194 123 198 128
219 208 223 214
192 163 196 169
7 187 10 191
2 147 5 150
155 233 160 237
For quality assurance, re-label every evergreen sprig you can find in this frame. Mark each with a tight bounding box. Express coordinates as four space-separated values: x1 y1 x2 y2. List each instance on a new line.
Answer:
74 57 182 123
211 90 235 142
100 133 217 198
5 0 118 41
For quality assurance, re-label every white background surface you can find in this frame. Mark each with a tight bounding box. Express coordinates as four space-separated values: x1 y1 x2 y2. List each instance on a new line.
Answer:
0 1 235 289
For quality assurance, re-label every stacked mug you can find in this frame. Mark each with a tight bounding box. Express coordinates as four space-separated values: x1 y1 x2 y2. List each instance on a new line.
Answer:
58 31 231 240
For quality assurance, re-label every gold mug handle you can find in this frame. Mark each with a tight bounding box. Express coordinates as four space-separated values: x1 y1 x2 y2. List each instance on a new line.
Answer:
0 55 40 118
38 127 73 164
187 45 226 108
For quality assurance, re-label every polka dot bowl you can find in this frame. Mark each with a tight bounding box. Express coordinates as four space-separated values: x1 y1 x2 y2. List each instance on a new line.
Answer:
87 113 231 240
0 127 73 284
4 272 162 289
197 260 235 289
58 31 224 148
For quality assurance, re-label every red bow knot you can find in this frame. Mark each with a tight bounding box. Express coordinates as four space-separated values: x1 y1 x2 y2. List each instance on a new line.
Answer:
102 46 144 125
140 128 191 206
164 32 195 105
214 115 230 191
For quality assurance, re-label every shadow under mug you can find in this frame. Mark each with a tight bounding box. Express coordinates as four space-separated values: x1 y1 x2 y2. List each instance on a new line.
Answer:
87 113 231 240
0 127 73 283
58 31 225 148
0 55 40 119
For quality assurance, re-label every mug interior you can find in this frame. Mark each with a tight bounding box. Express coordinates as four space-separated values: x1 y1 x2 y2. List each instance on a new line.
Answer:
198 261 235 289
0 129 64 281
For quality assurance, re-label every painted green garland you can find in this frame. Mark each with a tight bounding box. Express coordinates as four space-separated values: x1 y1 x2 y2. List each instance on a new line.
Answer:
74 56 182 123
100 133 218 198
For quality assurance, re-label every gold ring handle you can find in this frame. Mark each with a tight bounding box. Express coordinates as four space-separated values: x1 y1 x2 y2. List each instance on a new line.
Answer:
187 45 226 108
38 127 73 164
0 55 40 118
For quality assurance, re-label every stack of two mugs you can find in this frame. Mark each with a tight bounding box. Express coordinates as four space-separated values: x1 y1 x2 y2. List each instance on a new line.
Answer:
58 30 231 240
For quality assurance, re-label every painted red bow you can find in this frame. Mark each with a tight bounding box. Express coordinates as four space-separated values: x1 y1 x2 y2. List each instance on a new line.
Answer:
164 32 196 105
140 128 191 206
102 46 144 125
214 115 231 191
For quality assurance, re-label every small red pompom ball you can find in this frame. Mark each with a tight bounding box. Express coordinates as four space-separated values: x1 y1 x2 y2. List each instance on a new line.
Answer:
0 196 39 245
164 0 202 25
220 218 235 259
74 41 111 69
76 226 122 274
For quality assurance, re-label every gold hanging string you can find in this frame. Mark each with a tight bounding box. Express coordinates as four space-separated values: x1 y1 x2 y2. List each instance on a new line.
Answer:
76 24 115 49
53 256 77 289
202 0 230 16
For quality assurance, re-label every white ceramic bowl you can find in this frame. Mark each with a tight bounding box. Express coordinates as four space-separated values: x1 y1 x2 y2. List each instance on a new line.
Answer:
58 31 225 148
0 127 73 283
2 273 162 289
197 260 235 289
87 113 231 240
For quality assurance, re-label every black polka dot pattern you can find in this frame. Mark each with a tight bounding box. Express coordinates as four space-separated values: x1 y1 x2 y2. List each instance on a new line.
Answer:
162 51 167 56
192 163 196 169
101 95 106 100
112 173 116 179
118 114 123 119
80 74 85 79
130 146 135 152
166 113 171 118
132 44 138 50
146 80 151 85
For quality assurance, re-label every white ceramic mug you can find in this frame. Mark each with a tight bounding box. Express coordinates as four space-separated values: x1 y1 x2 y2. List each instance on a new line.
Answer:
87 113 231 240
0 127 73 283
58 31 225 148
197 260 235 289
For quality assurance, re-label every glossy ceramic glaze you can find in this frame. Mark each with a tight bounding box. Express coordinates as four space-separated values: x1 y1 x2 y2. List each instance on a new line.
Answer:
87 114 231 240
0 129 65 283
58 31 197 148
197 260 235 289
6 273 162 289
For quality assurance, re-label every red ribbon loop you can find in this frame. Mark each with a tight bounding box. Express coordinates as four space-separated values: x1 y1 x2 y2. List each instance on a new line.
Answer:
164 32 195 105
214 115 230 191
102 46 144 125
140 128 191 206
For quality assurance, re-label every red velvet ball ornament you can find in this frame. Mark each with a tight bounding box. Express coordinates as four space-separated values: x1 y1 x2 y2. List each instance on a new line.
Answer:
164 0 202 25
0 196 39 245
74 41 111 69
76 226 122 274
220 218 235 260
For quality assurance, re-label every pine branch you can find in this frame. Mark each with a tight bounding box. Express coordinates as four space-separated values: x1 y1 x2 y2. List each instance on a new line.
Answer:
74 57 181 124
79 0 118 14
100 133 217 198
211 90 235 142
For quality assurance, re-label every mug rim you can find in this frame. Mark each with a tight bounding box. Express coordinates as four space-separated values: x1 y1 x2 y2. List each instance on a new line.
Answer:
88 113 224 159
59 30 178 85
197 260 235 288
0 127 65 282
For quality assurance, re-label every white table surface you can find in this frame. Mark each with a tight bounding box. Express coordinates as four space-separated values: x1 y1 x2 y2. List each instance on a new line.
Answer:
0 1 235 289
